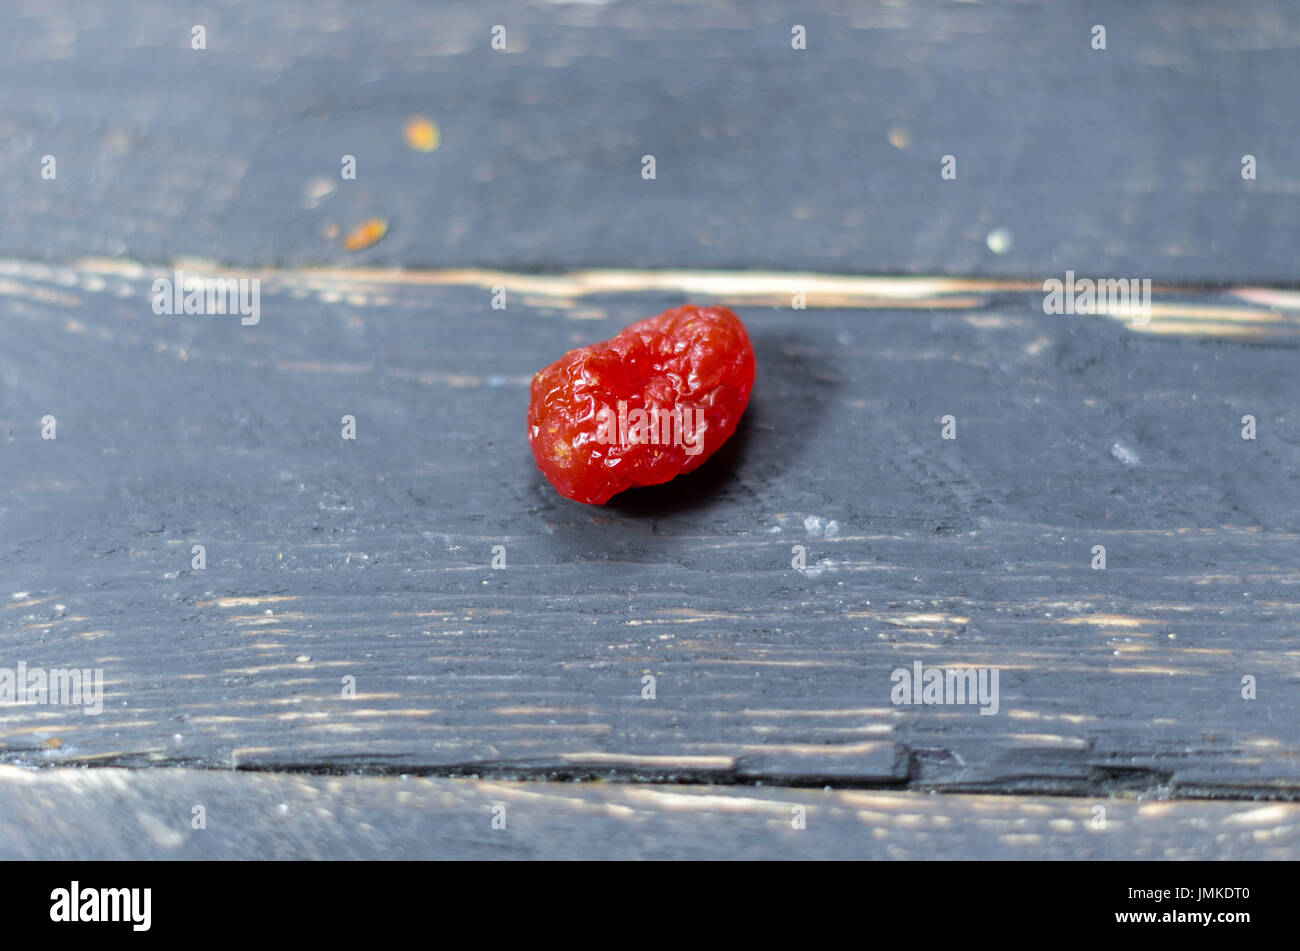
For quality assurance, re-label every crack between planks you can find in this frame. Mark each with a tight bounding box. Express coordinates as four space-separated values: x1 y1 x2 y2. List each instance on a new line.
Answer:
4 748 1295 802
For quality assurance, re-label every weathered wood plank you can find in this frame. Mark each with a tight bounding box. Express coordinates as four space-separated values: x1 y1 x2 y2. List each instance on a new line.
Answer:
3 0 1300 280
3 766 1296 860
1 262 1296 795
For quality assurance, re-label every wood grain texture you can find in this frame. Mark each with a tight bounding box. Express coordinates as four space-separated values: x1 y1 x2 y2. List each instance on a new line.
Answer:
1 262 1296 798
3 766 1296 860
2 0 1300 280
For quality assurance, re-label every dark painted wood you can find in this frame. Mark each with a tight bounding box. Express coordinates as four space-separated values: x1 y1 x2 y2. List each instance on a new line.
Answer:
1 2 1298 867
1 262 1296 798
1 0 1299 280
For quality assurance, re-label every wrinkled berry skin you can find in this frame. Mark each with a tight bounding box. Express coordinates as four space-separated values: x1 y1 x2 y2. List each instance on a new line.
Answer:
528 305 756 505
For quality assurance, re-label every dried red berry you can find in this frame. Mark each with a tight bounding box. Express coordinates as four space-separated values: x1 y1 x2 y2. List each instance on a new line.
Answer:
528 305 756 505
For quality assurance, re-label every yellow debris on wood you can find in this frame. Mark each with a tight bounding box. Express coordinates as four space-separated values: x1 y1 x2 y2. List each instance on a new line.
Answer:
404 116 440 152
343 219 388 251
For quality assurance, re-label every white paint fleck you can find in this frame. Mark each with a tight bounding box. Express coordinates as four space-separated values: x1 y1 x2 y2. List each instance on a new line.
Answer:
802 516 840 539
302 176 336 209
986 228 1013 255
800 559 840 578
1111 442 1141 466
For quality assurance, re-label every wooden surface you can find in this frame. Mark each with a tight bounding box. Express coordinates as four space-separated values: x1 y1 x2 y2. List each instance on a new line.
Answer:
1 0 1298 859
2 262 1297 803
2 0 1300 281
3 766 1297 860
